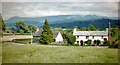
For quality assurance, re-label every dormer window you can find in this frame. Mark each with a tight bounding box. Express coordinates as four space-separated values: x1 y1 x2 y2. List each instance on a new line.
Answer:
101 36 104 39
86 36 89 39
92 36 94 39
77 36 79 39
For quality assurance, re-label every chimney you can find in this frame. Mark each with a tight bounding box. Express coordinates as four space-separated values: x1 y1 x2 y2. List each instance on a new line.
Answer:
106 28 108 32
36 28 39 31
73 26 77 33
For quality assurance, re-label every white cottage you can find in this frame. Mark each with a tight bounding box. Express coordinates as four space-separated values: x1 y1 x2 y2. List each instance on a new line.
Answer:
53 32 63 42
33 28 63 43
73 27 108 45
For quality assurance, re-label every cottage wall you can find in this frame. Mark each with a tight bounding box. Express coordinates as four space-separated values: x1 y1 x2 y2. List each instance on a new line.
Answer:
75 35 108 45
73 27 108 45
55 32 63 42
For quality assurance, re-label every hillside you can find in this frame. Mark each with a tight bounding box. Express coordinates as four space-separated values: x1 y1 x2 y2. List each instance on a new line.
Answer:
50 19 119 28
4 15 119 28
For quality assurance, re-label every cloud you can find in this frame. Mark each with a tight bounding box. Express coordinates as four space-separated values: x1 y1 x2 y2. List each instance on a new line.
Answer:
2 0 120 2
2 2 118 20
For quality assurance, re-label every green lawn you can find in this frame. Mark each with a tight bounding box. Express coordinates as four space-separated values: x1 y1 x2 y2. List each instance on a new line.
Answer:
2 44 118 63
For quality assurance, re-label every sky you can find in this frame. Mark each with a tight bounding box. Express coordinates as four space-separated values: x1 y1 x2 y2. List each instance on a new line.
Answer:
1 1 119 20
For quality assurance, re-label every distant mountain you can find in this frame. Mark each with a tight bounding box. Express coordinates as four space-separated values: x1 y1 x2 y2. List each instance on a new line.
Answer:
50 19 119 29
4 15 118 28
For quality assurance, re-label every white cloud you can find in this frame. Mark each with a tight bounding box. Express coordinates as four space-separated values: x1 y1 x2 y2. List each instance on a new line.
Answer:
2 0 120 2
2 2 118 20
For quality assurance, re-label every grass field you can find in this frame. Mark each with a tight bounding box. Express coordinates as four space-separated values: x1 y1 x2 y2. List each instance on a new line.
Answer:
2 44 118 63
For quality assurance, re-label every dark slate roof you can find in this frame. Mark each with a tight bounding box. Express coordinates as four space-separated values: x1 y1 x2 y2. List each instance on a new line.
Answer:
33 31 42 36
53 32 59 38
33 30 59 39
73 31 108 36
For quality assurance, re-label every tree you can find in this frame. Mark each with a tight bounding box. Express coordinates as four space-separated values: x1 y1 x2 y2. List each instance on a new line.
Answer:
54 28 62 32
87 27 91 31
103 38 107 44
80 27 87 31
40 19 54 44
28 25 37 33
23 27 30 33
0 16 7 31
15 21 30 33
89 24 97 31
67 34 76 45
87 39 92 45
97 40 101 46
0 15 7 37
19 29 24 33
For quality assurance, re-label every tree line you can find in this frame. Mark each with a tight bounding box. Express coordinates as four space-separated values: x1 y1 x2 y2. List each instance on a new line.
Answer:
9 21 37 34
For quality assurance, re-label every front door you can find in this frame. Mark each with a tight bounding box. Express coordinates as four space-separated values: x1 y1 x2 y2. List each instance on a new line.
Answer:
80 40 83 46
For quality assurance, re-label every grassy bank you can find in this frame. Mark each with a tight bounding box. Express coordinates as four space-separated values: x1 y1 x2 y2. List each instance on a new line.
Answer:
2 44 118 63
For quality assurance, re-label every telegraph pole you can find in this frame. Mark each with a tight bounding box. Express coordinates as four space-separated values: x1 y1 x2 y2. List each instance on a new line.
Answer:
31 27 32 44
109 22 111 45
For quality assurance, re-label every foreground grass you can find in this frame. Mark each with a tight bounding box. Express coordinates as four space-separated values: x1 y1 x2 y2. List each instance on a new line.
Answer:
2 44 118 63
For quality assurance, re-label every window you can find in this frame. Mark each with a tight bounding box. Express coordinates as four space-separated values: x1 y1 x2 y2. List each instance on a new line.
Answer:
77 36 79 39
101 36 104 39
86 36 89 39
92 36 94 39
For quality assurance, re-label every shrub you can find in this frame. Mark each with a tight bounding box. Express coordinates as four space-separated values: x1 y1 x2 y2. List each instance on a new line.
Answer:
12 38 32 44
87 39 92 45
19 29 24 33
94 40 97 44
74 43 79 46
105 41 110 46
90 44 95 46
103 38 108 45
109 42 119 48
97 40 101 45
67 35 76 45
99 44 105 46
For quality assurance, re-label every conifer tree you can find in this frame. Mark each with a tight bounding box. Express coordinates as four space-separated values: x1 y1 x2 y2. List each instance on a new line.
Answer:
40 19 53 44
0 16 7 31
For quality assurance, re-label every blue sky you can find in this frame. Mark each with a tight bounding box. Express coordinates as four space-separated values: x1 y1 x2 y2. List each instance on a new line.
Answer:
2 2 119 20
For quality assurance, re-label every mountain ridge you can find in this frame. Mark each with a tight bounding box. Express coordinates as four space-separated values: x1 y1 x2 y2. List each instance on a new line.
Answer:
4 15 119 28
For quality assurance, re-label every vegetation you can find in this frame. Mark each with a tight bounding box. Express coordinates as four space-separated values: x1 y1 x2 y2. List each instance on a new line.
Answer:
7 21 37 34
3 33 31 36
87 39 92 45
109 28 120 48
15 21 30 33
2 44 118 63
0 15 7 37
67 35 76 45
28 25 37 33
50 19 119 29
40 19 54 44
96 40 101 46
12 38 32 44
1 16 7 32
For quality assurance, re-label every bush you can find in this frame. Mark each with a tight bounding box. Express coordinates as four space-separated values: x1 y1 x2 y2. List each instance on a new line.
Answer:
105 41 110 46
3 33 13 36
87 39 92 45
99 44 105 46
74 43 79 46
15 33 31 35
109 43 119 48
19 29 24 33
90 44 95 46
12 38 32 44
67 35 76 45
97 40 101 45
94 40 97 44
